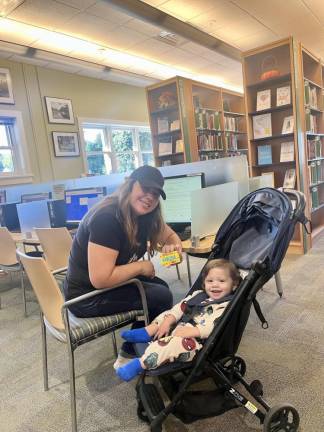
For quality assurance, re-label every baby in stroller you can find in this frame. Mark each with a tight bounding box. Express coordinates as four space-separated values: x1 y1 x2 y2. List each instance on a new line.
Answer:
116 258 241 382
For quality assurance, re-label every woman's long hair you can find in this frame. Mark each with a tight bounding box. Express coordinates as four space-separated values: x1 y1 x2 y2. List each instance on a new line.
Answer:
99 178 164 254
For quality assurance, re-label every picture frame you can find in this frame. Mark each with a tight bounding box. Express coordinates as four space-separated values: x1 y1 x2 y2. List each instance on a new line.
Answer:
52 132 80 157
45 96 74 124
0 68 14 104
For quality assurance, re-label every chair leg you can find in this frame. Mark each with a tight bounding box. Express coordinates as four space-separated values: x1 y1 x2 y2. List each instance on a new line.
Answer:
40 314 49 391
21 270 27 317
175 264 181 280
111 331 118 359
67 344 77 432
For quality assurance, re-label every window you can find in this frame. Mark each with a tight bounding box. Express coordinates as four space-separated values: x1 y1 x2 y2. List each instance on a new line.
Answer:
0 111 30 181
82 123 154 175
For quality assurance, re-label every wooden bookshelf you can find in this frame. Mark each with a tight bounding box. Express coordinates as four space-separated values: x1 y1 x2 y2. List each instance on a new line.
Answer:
242 37 311 253
146 76 248 167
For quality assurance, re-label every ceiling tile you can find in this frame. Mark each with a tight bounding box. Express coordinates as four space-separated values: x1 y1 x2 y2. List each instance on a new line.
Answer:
55 12 119 44
55 0 97 9
10 54 48 66
211 18 272 45
100 26 149 51
303 0 324 25
86 1 132 25
43 61 82 73
127 38 173 60
8 0 79 30
235 30 279 51
141 0 169 6
160 0 216 21
0 17 44 45
124 17 163 37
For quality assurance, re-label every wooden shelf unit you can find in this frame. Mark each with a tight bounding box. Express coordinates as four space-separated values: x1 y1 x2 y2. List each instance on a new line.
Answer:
242 37 313 253
146 76 248 167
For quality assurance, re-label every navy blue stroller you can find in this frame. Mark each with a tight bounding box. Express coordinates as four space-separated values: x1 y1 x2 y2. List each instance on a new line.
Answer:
134 187 308 432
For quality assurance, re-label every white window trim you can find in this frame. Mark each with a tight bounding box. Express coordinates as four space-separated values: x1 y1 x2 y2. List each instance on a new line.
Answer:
78 117 152 175
0 109 33 185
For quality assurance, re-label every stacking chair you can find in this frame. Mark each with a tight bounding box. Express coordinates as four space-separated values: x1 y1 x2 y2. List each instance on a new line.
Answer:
17 250 149 432
0 227 26 316
35 227 72 281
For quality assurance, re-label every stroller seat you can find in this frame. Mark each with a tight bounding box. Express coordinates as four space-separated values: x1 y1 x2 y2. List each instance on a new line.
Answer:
135 188 307 432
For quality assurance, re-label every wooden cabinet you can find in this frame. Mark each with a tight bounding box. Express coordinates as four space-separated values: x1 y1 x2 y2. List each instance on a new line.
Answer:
146 76 248 167
242 37 324 253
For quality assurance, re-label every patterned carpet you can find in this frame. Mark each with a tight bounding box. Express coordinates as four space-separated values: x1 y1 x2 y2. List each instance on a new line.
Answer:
1 237 324 432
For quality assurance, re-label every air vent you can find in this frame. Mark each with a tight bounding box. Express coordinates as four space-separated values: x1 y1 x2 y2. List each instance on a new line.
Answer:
156 31 178 46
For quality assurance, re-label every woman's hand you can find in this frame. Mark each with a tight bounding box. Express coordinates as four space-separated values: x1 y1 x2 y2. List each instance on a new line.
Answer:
140 260 155 278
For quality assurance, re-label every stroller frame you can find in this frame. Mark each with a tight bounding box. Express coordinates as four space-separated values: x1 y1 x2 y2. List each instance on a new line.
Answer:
135 188 305 432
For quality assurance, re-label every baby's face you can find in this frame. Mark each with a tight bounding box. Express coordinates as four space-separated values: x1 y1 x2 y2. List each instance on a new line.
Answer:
204 267 234 300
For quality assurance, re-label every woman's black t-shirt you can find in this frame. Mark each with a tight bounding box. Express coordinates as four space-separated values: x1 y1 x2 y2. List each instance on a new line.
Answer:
65 202 152 300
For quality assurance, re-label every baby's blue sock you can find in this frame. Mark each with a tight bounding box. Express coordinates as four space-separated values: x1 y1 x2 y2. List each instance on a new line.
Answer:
121 328 152 343
116 358 143 381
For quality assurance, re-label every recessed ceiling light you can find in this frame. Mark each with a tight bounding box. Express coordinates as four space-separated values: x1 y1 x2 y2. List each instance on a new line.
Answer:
0 0 25 17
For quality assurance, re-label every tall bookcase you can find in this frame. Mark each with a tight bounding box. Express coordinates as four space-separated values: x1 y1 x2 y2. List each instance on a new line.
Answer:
146 76 248 167
242 37 322 253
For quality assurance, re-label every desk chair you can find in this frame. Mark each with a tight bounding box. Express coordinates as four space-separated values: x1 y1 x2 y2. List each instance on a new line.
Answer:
35 227 72 281
0 227 26 316
17 250 149 432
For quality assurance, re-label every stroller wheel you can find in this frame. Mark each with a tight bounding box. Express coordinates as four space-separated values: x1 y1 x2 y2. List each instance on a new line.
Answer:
220 356 246 382
263 404 300 432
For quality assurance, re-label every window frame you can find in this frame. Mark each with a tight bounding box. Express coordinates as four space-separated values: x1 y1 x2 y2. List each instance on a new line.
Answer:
79 118 154 175
0 110 32 185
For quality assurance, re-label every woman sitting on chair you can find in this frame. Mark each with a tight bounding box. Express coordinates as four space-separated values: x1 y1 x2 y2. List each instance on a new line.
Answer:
64 165 182 368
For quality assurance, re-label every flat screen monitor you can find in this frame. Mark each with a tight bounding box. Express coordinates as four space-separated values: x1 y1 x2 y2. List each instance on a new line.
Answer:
21 192 52 203
161 173 205 231
65 187 107 223
0 190 6 203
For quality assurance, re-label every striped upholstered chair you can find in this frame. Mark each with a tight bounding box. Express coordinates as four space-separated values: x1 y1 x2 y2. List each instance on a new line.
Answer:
17 250 149 432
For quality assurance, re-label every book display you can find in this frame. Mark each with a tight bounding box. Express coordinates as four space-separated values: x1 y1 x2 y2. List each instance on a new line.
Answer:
146 76 248 166
242 37 316 253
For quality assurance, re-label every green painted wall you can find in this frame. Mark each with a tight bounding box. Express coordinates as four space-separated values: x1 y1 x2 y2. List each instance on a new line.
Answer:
0 58 149 183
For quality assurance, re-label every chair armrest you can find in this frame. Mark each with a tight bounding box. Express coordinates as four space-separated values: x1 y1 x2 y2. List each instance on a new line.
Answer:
62 278 149 325
52 267 67 275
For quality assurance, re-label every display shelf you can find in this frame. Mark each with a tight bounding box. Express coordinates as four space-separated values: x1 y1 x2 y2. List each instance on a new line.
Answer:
243 37 310 253
146 76 248 166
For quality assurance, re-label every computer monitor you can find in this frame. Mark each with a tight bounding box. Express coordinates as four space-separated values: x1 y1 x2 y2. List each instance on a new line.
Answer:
21 192 52 203
65 187 107 223
161 173 205 231
0 190 6 204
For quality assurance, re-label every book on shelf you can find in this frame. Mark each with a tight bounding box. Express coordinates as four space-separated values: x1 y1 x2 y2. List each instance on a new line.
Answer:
283 168 296 189
276 86 291 106
224 132 238 151
316 160 323 183
224 116 239 131
256 89 271 111
304 80 318 109
175 139 184 153
197 131 223 151
280 141 295 162
308 161 317 184
170 119 180 131
161 159 172 166
193 95 201 108
282 115 294 134
158 141 172 156
311 186 319 209
308 136 322 159
305 109 317 133
223 99 231 112
257 144 272 165
157 117 169 134
252 113 272 139
261 171 275 187
195 109 221 130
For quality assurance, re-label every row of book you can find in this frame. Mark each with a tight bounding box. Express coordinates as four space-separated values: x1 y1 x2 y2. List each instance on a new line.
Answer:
308 137 323 159
304 81 319 110
197 131 223 151
224 116 241 132
253 113 294 139
311 186 321 210
257 141 295 165
224 133 239 151
305 110 318 134
199 150 244 162
195 109 221 130
308 160 324 185
157 117 180 134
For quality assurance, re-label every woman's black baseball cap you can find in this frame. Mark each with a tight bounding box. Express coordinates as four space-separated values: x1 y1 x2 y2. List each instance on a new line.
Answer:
130 165 166 200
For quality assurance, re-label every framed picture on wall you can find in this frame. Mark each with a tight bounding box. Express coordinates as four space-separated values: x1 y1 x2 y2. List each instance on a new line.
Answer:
45 96 74 124
0 68 14 104
52 132 80 157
